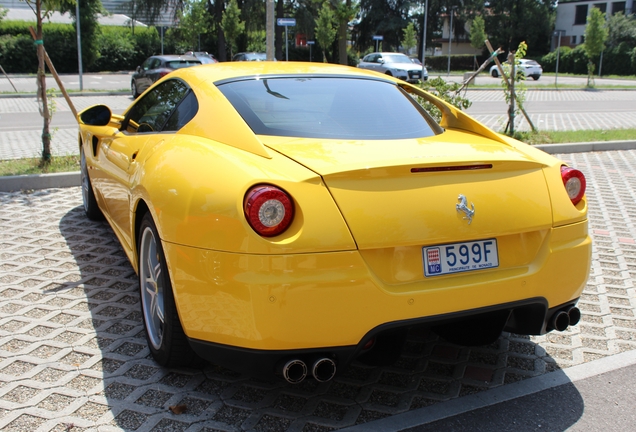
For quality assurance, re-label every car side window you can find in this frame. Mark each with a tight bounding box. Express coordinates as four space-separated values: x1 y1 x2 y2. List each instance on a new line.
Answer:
141 58 153 70
122 79 191 134
162 91 199 132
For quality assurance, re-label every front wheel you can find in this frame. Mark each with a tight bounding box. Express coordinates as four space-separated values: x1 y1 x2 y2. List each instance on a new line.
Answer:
138 212 201 367
131 80 140 98
491 69 499 78
532 75 540 81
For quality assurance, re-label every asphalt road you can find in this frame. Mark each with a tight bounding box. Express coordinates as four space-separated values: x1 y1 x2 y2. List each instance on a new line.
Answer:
2 71 636 95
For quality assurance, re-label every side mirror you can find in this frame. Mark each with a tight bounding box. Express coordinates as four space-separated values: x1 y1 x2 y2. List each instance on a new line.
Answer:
136 66 142 73
79 105 112 126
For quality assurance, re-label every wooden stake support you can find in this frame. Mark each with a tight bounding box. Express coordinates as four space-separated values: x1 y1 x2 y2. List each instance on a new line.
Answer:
485 40 536 132
0 64 18 92
28 26 79 120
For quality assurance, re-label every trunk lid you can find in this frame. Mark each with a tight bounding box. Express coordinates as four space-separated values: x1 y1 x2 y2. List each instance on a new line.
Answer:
260 131 552 249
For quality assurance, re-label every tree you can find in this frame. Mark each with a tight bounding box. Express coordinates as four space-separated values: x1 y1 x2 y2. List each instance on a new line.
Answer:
584 7 608 87
315 2 337 62
23 0 65 163
221 0 244 58
483 0 555 56
402 21 417 54
178 0 213 52
335 0 356 65
606 12 636 48
470 15 486 51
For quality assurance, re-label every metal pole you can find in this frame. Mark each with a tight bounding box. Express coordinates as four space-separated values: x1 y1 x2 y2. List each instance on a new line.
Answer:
76 1 83 91
375 39 378 52
447 7 454 76
285 26 289 61
421 0 428 75
599 50 604 77
161 27 164 55
555 32 561 89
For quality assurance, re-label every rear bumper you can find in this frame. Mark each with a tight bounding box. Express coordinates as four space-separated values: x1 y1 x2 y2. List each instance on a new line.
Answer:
163 220 591 351
188 297 579 377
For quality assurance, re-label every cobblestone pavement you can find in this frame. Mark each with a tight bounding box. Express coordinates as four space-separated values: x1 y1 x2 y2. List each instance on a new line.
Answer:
0 150 635 431
1 90 636 160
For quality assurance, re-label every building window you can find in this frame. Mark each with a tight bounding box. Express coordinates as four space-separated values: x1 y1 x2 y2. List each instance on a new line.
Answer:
593 3 607 13
572 35 577 44
612 2 626 14
574 5 588 24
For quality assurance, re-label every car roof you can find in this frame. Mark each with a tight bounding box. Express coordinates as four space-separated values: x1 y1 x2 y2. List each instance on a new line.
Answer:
152 54 199 61
170 61 395 85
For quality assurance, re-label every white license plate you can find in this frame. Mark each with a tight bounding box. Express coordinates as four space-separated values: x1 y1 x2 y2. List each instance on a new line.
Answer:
412 74 420 78
423 239 499 277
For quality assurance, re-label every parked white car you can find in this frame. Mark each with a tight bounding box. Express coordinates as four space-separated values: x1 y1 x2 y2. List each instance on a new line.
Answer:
490 59 543 80
358 52 428 83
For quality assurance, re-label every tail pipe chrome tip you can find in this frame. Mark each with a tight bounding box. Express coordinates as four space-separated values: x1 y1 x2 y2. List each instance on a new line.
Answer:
312 358 337 382
282 359 308 384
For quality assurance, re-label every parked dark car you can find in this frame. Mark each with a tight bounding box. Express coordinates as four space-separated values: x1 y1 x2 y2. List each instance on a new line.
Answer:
131 55 202 98
232 52 267 61
185 51 219 64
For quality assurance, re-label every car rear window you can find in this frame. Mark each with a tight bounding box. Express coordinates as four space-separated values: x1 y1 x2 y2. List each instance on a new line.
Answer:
167 60 202 69
217 77 440 139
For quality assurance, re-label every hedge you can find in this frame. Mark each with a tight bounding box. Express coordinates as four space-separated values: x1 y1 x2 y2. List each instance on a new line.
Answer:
0 20 161 73
541 44 636 76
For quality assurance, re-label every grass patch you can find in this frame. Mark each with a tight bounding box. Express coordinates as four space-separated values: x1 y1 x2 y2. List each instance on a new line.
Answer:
0 155 80 177
513 128 636 145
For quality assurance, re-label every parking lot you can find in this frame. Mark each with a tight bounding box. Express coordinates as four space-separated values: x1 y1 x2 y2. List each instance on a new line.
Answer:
1 148 636 431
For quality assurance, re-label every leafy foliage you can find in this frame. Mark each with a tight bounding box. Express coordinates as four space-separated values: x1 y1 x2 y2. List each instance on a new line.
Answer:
469 15 485 50
417 77 472 122
584 7 608 87
315 2 337 63
401 21 416 54
221 0 244 58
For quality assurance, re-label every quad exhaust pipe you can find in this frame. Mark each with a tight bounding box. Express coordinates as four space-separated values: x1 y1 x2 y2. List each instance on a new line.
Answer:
550 306 581 332
282 357 337 384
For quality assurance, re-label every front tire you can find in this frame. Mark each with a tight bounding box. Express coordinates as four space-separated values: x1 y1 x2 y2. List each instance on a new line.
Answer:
131 80 140 98
80 149 103 221
491 69 499 78
138 212 200 367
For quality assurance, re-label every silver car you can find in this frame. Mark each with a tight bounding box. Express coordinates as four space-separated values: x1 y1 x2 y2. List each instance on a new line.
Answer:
490 59 543 80
358 52 428 83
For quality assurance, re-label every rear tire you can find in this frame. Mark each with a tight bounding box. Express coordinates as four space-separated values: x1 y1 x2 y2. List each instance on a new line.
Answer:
491 69 498 78
80 149 103 221
532 75 540 81
138 212 201 367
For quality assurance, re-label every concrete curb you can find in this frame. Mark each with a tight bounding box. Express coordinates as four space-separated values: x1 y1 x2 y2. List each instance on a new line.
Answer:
0 171 80 192
1 140 636 193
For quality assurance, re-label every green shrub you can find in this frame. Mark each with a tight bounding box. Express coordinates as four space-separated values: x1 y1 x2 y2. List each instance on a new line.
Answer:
94 27 136 71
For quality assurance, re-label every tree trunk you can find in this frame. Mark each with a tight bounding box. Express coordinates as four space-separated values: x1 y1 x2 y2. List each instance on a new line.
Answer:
215 0 227 61
36 0 51 162
275 0 283 60
338 0 350 65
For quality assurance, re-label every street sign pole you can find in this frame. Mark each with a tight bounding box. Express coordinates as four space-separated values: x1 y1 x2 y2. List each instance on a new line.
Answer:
373 35 383 52
276 18 296 62
307 41 315 62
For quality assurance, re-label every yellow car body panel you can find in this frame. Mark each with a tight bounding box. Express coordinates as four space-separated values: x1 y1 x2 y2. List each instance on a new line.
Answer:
164 220 590 350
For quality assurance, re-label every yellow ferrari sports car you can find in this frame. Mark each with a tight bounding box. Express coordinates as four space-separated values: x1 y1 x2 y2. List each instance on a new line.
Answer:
78 62 591 383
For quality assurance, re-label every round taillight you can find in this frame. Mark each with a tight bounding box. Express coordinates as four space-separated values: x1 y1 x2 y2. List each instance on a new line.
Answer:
560 165 586 205
244 185 294 237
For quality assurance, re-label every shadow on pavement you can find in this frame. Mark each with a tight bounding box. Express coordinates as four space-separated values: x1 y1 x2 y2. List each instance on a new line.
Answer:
41 201 585 430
